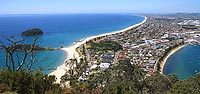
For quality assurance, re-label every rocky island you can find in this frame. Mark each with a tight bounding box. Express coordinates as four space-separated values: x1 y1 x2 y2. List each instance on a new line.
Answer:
21 28 44 36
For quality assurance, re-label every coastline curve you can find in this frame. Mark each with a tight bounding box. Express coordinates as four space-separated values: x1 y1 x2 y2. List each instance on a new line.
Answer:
160 45 186 74
50 15 147 83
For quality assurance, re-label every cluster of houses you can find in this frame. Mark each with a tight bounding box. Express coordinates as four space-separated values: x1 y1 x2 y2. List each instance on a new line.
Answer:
178 20 200 26
77 15 200 80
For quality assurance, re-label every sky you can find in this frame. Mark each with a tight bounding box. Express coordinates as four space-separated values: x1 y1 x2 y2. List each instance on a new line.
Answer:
0 0 200 14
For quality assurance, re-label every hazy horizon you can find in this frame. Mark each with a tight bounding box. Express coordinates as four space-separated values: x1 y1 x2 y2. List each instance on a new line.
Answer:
0 0 200 14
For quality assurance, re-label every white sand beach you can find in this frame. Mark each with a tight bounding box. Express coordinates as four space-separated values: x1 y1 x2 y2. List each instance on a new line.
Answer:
50 16 147 83
160 45 185 74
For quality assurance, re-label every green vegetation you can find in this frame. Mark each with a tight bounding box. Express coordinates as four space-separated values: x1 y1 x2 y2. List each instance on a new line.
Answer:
88 41 122 51
1 36 200 94
0 70 62 94
60 58 87 85
61 58 200 94
21 28 43 36
15 44 40 50
169 73 200 94
62 59 145 94
1 50 200 94
15 44 55 51
182 25 200 29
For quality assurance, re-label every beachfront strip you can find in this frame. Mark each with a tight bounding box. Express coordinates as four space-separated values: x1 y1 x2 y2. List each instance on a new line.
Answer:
66 15 200 82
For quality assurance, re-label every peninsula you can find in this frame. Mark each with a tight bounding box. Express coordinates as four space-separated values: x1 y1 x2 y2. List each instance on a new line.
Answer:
50 16 147 83
51 14 200 84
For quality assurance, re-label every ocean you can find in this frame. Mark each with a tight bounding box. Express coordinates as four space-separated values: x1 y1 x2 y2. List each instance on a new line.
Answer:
0 14 144 73
163 45 200 80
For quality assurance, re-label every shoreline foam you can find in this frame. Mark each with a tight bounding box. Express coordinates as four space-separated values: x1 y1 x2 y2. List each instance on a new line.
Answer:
160 45 185 74
50 15 147 83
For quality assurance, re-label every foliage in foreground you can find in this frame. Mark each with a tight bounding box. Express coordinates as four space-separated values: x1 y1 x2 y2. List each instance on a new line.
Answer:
62 59 200 94
0 70 62 94
169 73 200 94
1 59 200 94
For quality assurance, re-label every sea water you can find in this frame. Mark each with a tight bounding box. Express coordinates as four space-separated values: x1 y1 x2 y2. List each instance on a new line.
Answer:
163 45 200 79
0 14 144 73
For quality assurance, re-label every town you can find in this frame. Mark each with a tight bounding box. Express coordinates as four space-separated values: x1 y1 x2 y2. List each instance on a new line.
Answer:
63 14 200 82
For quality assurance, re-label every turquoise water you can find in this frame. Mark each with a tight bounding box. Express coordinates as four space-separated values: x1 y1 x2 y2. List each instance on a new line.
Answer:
163 45 200 80
0 14 144 73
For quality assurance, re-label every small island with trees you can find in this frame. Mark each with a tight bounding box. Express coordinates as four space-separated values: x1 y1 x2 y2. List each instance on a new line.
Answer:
15 44 56 51
21 28 44 36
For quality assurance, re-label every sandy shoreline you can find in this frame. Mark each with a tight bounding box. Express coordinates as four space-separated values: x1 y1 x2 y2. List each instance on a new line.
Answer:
160 45 186 74
50 16 147 83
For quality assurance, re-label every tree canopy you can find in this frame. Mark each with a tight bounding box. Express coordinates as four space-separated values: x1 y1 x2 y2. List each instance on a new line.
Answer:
89 41 122 52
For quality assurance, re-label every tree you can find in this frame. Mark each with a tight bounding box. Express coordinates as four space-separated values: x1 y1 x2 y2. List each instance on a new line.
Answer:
89 41 122 52
144 72 171 94
85 59 145 94
169 73 200 94
0 69 62 94
0 36 63 94
0 36 39 71
166 74 178 86
60 58 87 86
